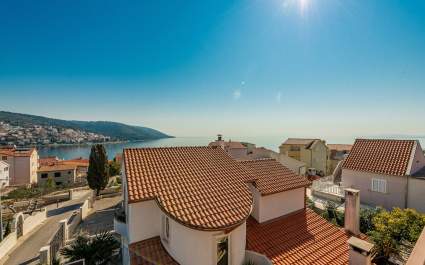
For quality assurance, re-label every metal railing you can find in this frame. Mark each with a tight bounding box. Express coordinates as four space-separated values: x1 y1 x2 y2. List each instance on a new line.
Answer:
312 176 345 197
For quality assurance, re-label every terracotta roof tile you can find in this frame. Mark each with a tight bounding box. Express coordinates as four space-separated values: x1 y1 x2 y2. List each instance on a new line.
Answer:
123 147 254 230
240 159 310 195
209 140 246 149
0 147 36 157
129 237 179 265
38 163 77 172
246 209 362 265
342 139 416 176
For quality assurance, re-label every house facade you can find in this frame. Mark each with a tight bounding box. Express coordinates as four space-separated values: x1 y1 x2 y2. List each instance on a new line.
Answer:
0 147 38 186
279 138 328 175
0 160 9 187
37 164 78 186
327 144 352 176
117 146 371 265
341 139 425 213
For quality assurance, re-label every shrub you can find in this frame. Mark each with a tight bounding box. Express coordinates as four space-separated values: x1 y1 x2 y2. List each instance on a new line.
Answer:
368 208 425 261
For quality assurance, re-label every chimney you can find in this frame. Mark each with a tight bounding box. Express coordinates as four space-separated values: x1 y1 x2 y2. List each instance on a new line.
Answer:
347 236 374 265
344 188 360 235
217 134 223 141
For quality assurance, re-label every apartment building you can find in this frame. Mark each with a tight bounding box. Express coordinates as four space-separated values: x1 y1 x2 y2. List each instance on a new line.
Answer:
279 138 328 175
0 147 38 185
116 146 372 265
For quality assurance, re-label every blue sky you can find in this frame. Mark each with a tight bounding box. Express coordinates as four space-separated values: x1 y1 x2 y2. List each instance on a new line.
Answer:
1 0 425 139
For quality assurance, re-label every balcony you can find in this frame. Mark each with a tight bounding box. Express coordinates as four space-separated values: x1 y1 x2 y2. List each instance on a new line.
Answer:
114 207 128 239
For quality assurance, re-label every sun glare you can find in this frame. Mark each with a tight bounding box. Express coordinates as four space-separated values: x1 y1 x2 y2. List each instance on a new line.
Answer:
281 0 311 17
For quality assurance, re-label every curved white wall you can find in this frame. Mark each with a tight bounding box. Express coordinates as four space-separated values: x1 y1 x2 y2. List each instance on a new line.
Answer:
128 200 247 265
162 217 246 265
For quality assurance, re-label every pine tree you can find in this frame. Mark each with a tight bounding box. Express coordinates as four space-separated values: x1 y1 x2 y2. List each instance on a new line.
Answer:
87 144 109 196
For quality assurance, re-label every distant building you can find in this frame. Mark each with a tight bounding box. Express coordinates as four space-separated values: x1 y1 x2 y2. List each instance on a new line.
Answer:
37 164 78 186
342 139 425 212
38 156 89 184
62 157 89 182
327 144 352 176
208 134 248 159
0 160 9 187
243 147 307 176
0 147 38 186
279 138 328 175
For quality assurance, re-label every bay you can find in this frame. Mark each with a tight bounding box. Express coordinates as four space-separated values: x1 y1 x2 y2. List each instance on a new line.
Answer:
37 135 425 160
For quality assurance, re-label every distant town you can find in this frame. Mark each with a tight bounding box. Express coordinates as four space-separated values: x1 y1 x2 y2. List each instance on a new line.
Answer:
0 121 111 146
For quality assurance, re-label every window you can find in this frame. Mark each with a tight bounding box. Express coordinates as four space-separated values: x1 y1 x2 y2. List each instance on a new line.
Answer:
161 216 170 242
371 178 387 193
216 236 229 265
54 172 61 178
4 167 8 172
41 173 48 179
290 146 300 151
1 156 7 161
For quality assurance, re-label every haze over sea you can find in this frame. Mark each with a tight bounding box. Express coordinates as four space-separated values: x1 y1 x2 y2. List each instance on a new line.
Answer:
38 135 425 160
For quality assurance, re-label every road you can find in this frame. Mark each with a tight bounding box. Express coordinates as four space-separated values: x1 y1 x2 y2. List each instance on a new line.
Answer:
1 190 91 265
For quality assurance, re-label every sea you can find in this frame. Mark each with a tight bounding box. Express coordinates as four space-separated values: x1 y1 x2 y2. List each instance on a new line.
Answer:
36 135 425 160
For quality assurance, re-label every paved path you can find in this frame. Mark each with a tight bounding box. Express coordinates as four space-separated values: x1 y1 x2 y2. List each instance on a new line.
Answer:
76 196 121 236
1 190 91 265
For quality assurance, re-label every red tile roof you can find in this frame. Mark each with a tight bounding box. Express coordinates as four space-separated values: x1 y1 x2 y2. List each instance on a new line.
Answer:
209 140 246 149
240 159 310 195
129 237 178 265
123 147 254 230
38 163 77 172
342 139 416 176
0 147 36 157
247 209 360 265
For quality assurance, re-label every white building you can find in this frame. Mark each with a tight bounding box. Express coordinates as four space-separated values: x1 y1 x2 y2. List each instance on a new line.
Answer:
0 160 9 187
117 146 373 265
341 139 425 213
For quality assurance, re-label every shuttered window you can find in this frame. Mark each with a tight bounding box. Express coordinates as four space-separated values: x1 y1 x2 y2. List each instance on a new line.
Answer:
371 178 387 193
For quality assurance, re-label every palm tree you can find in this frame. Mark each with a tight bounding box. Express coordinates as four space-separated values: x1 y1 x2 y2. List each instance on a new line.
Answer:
60 231 120 265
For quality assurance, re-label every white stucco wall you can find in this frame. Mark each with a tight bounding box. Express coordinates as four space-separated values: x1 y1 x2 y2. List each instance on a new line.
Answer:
249 184 261 222
127 200 161 244
407 177 425 213
258 188 305 223
23 208 47 235
341 169 408 209
408 142 425 175
0 161 9 187
162 216 246 265
0 232 17 260
127 198 247 265
249 183 305 223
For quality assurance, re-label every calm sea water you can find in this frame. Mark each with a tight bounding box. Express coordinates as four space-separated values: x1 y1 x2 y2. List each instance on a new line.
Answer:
37 135 425 160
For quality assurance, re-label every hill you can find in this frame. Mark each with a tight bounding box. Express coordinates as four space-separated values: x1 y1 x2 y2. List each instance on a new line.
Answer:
0 111 172 141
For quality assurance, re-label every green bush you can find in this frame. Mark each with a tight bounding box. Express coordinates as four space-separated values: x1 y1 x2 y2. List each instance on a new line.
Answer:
4 187 42 200
368 208 425 261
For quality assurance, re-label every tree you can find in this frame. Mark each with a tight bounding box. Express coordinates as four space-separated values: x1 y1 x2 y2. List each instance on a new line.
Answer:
108 159 121 177
87 144 109 196
44 176 56 192
359 207 382 234
60 231 120 265
368 208 425 262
